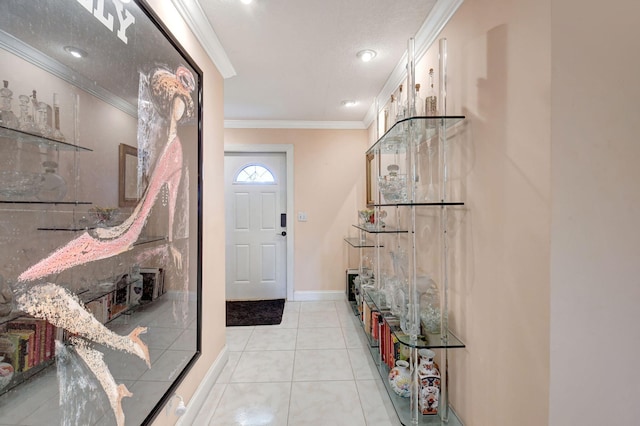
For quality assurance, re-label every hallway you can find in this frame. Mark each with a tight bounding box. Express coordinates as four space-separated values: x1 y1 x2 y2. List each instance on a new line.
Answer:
193 299 401 425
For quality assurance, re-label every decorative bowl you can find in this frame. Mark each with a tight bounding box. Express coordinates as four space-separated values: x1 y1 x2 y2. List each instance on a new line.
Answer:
378 174 408 203
0 171 44 198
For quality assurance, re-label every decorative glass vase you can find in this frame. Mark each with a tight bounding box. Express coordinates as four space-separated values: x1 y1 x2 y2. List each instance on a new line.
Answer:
420 278 441 334
378 164 408 203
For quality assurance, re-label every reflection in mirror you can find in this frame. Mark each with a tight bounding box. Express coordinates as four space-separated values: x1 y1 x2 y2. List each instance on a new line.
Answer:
119 143 140 207
0 1 202 425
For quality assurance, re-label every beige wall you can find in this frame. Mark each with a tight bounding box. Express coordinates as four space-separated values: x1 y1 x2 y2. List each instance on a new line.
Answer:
145 1 226 425
549 0 640 424
408 0 552 424
225 128 368 295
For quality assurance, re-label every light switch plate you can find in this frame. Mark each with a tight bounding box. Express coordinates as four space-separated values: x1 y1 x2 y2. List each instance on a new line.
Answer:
297 212 307 222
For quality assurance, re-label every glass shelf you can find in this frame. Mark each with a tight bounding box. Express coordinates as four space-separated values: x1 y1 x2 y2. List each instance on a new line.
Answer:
134 236 167 246
352 224 408 234
374 201 465 207
364 289 465 350
343 237 383 248
0 124 92 152
367 115 465 155
37 226 97 231
0 200 92 205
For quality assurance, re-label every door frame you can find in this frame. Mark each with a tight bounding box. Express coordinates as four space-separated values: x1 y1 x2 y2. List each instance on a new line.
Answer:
224 144 294 301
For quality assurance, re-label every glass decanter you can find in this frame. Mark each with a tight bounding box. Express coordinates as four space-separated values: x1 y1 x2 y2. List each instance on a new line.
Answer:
0 80 19 129
52 93 65 141
35 161 67 202
18 94 38 134
36 101 53 138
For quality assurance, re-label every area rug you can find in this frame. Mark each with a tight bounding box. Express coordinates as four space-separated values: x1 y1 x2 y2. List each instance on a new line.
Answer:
226 299 285 326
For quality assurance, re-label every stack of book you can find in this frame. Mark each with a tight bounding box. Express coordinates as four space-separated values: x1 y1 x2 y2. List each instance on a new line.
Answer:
0 318 57 373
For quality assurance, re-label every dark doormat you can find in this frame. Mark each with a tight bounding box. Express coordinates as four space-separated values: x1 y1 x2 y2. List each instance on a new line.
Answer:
226 299 285 326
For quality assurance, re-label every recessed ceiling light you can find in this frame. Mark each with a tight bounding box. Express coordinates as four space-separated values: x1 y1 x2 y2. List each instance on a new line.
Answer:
341 100 357 107
64 46 88 59
357 49 377 62
240 0 253 4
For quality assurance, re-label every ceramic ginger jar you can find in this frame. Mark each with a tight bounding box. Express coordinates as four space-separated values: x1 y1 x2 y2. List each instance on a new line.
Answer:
388 359 411 398
418 349 441 415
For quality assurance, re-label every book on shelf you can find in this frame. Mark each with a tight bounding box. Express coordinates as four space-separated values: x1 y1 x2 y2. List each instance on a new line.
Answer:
3 330 33 372
8 318 45 368
363 303 372 336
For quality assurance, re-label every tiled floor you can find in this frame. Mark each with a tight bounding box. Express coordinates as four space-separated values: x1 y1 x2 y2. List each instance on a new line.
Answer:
193 299 402 426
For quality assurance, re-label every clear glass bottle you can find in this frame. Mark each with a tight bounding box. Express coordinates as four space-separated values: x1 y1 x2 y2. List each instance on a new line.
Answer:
52 93 65 141
395 84 405 122
35 161 67 202
36 101 53 138
18 94 37 133
425 68 438 116
415 83 425 116
388 94 396 128
0 81 19 129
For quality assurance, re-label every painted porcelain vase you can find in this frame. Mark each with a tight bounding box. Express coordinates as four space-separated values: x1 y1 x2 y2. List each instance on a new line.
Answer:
388 360 411 398
418 349 441 415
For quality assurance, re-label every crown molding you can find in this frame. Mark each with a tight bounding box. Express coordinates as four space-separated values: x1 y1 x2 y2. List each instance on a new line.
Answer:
171 0 236 79
0 30 137 118
363 0 464 128
224 120 367 130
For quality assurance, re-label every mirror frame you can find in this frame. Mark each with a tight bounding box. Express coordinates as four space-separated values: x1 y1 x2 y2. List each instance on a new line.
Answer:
118 143 139 208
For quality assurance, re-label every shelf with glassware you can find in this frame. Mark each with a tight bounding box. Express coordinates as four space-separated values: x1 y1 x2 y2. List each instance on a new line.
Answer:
359 114 466 424
361 103 468 426
0 123 92 206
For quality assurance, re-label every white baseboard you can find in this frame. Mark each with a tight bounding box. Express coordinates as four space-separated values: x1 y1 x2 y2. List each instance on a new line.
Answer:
293 290 346 301
176 346 229 425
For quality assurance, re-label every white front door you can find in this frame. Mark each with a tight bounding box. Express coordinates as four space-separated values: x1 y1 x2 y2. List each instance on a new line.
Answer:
224 152 287 300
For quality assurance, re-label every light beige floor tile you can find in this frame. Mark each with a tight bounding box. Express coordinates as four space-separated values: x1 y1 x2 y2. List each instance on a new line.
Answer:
191 383 226 425
356 379 401 426
216 351 241 384
230 350 295 383
209 382 290 425
288 381 366 426
225 327 254 351
293 349 353 381
341 325 369 348
296 327 345 350
299 301 338 313
348 347 380 380
297 311 341 328
244 328 297 351
284 301 301 312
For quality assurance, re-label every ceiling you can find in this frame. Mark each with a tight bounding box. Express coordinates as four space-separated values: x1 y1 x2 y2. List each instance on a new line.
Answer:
175 0 455 128
0 0 460 129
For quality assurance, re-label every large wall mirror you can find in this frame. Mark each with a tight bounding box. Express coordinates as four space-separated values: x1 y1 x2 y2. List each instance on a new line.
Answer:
0 1 202 424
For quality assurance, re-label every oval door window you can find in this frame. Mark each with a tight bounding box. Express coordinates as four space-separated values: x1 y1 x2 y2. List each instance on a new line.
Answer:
234 164 276 184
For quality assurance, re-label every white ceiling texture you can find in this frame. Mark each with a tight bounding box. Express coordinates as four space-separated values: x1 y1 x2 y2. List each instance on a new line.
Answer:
171 0 463 129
